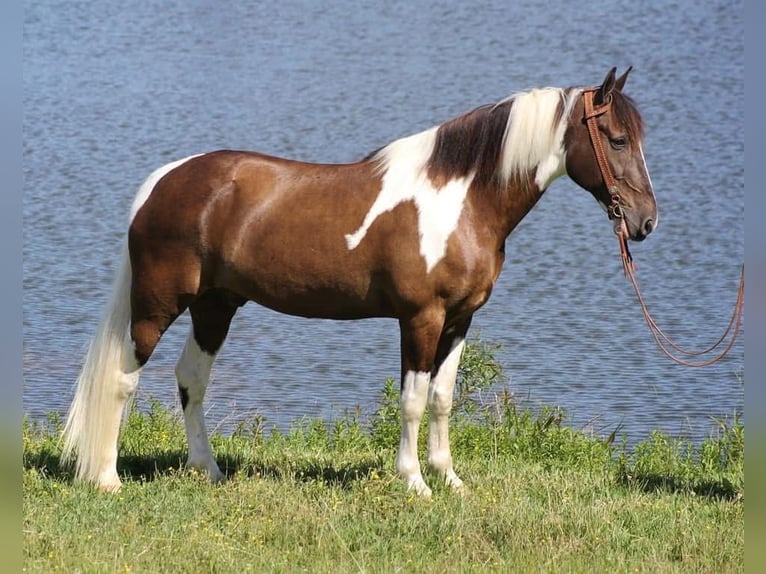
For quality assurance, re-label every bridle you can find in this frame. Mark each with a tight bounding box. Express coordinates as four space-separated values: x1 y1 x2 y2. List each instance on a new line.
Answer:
582 87 625 224
581 88 744 367
582 87 635 276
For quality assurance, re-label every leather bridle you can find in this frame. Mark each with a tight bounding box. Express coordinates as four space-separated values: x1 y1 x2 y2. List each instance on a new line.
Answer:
582 87 625 223
582 87 635 275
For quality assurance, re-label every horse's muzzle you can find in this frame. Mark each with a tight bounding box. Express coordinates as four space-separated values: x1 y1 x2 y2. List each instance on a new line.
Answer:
634 217 655 241
618 213 655 242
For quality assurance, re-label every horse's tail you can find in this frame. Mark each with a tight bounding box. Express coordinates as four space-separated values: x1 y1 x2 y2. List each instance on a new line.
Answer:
61 155 202 488
61 238 135 486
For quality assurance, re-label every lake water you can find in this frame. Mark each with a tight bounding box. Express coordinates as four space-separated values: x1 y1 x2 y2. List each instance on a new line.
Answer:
23 0 744 445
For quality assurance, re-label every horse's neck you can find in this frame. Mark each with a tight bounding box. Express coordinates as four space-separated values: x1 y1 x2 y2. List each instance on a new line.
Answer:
471 176 549 244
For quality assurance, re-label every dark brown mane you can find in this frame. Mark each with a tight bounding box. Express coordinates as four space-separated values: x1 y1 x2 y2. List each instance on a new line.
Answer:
426 100 513 187
612 91 644 142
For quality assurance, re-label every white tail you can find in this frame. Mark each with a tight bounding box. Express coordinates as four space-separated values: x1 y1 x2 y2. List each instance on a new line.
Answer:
61 243 138 491
61 155 201 491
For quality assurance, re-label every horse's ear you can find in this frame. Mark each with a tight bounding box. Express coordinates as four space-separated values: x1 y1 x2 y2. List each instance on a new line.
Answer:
595 67 617 105
614 66 632 92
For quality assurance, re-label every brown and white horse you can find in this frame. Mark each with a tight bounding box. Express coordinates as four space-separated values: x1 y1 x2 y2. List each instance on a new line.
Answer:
63 67 657 495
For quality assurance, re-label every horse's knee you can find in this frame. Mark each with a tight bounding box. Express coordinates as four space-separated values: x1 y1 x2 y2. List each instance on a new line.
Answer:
400 372 430 421
428 386 453 417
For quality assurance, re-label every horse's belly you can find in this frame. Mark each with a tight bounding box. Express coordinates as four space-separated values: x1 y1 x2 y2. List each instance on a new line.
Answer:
218 258 396 320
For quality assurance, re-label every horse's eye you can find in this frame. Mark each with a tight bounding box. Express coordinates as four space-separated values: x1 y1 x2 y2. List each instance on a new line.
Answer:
610 136 627 150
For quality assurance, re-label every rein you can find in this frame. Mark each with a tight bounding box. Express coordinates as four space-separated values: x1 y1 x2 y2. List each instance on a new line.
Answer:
582 88 744 367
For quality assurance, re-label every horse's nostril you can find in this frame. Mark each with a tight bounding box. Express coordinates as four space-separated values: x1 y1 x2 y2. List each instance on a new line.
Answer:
643 218 655 235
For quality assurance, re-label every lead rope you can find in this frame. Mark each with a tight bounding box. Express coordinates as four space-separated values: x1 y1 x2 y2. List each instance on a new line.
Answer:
615 219 744 367
583 87 744 367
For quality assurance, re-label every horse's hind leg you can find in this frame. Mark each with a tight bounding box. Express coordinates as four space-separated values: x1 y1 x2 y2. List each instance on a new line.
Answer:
63 255 188 492
176 289 242 482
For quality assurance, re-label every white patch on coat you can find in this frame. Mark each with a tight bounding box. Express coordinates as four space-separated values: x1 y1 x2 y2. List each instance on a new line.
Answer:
346 88 582 270
345 128 472 274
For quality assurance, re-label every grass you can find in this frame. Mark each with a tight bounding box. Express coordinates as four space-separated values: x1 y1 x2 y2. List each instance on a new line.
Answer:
23 341 743 573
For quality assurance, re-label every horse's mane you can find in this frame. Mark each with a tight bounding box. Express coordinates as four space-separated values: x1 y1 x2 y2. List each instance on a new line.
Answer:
364 87 643 189
366 87 584 187
426 100 514 187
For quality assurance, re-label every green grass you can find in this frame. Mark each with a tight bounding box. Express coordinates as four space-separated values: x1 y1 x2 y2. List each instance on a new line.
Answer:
23 342 743 573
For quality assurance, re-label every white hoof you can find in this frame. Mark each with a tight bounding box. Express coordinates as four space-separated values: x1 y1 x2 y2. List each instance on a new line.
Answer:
445 471 466 494
97 479 122 493
95 469 123 493
407 476 433 498
187 458 226 483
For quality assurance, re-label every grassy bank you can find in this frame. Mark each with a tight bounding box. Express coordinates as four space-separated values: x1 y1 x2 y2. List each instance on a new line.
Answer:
23 343 743 572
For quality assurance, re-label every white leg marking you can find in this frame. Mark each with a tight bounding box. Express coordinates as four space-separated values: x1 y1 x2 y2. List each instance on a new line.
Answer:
428 339 465 491
175 329 225 483
345 128 472 273
396 370 432 497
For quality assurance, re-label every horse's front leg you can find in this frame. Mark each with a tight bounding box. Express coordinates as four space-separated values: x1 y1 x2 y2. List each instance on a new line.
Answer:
396 309 444 498
427 316 472 492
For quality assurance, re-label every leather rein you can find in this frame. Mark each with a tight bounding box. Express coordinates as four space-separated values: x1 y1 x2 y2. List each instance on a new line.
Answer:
582 88 744 367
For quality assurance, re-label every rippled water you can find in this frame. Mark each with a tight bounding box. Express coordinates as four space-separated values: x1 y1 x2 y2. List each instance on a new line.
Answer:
24 0 743 444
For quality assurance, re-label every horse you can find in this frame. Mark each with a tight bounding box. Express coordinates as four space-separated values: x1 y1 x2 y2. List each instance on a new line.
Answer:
62 67 657 496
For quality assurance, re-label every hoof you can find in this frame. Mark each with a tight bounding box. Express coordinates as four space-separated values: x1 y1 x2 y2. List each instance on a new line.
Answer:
97 481 122 493
407 476 433 498
445 471 465 494
209 468 227 484
187 458 226 484
95 470 123 493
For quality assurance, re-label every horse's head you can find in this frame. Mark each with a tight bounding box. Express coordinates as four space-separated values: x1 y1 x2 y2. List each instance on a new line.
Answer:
565 67 657 241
